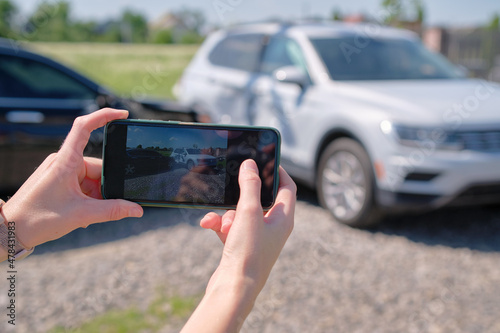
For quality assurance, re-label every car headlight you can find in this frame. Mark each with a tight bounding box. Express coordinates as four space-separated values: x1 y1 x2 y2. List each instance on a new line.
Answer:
380 120 463 151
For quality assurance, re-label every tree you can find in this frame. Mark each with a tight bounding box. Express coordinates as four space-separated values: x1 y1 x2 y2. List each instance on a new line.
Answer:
180 31 204 44
69 20 98 42
415 0 425 23
485 13 500 69
175 8 205 34
381 0 401 24
331 7 343 21
121 9 148 43
172 7 205 43
151 29 174 44
24 1 72 41
93 20 122 43
0 0 17 38
488 13 500 31
381 0 425 24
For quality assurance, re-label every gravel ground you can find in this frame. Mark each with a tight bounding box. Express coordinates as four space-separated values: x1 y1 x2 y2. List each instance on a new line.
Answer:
1 187 499 333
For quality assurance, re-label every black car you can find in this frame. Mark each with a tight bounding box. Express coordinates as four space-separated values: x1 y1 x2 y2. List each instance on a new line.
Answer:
0 38 196 192
125 148 173 177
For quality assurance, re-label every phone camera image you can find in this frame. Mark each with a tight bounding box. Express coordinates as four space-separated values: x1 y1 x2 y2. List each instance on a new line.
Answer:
102 120 280 209
124 125 228 204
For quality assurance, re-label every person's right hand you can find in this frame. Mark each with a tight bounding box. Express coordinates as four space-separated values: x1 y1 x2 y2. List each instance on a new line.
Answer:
201 160 296 292
182 160 295 332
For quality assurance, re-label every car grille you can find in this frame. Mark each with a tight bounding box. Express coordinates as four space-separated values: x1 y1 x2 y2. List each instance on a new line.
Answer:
455 130 500 152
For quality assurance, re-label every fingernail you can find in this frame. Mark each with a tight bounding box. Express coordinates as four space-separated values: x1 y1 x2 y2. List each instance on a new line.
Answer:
243 159 258 172
131 206 143 218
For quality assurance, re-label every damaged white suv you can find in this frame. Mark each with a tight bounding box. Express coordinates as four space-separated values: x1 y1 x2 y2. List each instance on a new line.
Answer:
175 22 500 227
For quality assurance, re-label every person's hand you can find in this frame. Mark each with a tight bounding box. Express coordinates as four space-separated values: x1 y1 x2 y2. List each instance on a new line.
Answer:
1 108 143 250
182 160 296 332
202 160 295 292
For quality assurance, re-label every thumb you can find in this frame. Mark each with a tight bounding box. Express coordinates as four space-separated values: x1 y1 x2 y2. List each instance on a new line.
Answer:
237 159 262 211
79 199 143 227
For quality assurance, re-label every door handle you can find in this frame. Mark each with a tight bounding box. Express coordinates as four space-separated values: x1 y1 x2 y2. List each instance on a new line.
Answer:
6 111 45 124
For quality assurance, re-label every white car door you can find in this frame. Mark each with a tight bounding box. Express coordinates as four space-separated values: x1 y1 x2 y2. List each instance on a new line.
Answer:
202 33 267 125
251 37 316 170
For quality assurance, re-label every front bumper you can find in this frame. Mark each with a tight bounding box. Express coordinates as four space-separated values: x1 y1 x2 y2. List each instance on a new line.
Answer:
378 182 500 210
377 149 500 209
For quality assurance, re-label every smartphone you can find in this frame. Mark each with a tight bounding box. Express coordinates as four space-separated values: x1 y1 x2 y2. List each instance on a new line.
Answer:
101 119 280 209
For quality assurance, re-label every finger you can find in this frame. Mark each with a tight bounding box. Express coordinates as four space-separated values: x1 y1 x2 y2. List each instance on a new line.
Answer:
77 199 143 228
237 159 262 213
83 157 103 181
200 211 236 234
221 210 236 234
200 211 235 244
61 108 129 157
200 212 222 231
200 213 228 243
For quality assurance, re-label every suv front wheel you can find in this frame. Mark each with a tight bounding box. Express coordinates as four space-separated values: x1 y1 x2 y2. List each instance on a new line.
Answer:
317 138 382 227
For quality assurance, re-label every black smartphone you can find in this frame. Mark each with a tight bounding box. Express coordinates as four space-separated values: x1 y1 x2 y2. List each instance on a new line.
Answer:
101 119 280 209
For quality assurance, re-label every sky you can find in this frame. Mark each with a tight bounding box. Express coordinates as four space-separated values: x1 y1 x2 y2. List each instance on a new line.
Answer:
15 0 500 28
127 126 228 150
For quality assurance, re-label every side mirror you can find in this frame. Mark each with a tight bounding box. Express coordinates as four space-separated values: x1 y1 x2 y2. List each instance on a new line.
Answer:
273 66 309 89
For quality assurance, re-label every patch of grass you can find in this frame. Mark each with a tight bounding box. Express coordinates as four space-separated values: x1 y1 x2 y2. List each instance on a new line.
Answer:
48 289 200 333
49 308 152 333
29 42 199 99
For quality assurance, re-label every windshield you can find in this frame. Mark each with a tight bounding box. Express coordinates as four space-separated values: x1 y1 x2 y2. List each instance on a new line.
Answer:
310 37 463 81
186 148 202 154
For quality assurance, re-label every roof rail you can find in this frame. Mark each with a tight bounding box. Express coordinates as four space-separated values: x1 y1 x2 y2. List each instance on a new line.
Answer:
224 17 332 30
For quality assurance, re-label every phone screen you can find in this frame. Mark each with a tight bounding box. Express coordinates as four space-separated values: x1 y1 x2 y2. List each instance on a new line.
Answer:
102 120 280 209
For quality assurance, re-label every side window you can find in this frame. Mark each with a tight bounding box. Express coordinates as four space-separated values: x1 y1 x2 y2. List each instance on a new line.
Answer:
261 37 309 75
208 34 265 72
0 55 96 99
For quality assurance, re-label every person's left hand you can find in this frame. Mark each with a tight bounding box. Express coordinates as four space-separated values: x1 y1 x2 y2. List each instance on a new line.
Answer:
2 108 143 249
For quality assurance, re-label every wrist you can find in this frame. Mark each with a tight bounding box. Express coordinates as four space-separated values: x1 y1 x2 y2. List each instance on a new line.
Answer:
0 200 34 261
208 273 261 322
0 197 38 249
209 273 259 306
182 274 259 332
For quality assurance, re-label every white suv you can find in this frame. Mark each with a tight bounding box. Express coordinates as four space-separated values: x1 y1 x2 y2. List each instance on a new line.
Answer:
171 148 218 170
175 22 500 227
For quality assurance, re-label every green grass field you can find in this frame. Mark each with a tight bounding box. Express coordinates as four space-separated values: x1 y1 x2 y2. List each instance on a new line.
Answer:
30 42 200 100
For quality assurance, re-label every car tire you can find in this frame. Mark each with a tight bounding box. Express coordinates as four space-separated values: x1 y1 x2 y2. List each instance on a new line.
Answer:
317 138 382 228
187 160 195 170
